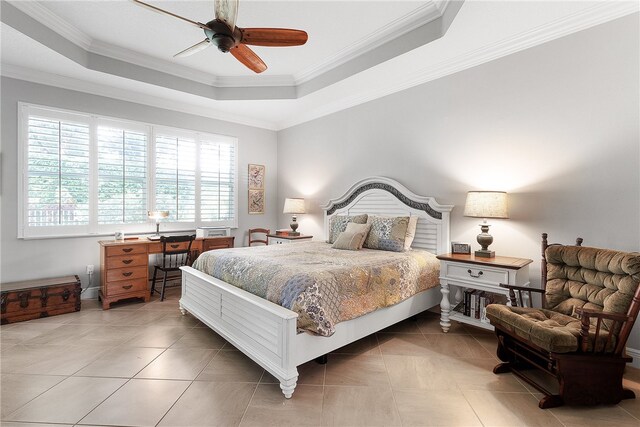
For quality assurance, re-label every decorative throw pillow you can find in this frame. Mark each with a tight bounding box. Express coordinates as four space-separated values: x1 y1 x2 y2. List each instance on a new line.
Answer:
327 214 368 244
364 215 411 252
403 216 419 251
344 222 371 249
332 231 366 251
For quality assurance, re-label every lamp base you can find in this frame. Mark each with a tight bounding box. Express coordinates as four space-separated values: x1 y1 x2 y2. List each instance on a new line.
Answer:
289 217 300 236
475 249 495 258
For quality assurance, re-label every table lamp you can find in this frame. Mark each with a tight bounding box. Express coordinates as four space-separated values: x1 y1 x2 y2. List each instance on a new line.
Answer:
463 191 509 258
283 198 305 236
148 210 170 236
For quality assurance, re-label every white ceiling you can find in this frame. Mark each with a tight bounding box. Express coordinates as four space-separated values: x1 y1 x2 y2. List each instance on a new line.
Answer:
2 1 638 130
39 0 431 78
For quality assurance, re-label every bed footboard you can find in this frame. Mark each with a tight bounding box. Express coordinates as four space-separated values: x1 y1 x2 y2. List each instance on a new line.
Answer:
179 266 299 398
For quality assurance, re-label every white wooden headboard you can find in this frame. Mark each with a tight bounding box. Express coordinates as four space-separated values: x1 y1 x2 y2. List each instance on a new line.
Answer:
321 177 453 254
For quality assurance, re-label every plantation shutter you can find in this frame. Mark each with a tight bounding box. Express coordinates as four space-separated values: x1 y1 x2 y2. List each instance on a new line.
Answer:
97 126 148 224
201 140 236 221
26 117 90 227
155 135 196 222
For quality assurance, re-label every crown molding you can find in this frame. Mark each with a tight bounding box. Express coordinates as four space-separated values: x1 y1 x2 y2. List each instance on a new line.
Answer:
0 64 278 131
88 40 219 87
8 0 92 49
8 0 451 90
275 1 640 130
292 1 444 84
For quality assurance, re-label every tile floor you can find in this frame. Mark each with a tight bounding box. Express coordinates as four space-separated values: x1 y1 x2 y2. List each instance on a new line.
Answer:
1 288 639 427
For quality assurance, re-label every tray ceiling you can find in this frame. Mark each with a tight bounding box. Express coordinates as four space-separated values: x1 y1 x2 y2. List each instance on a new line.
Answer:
2 1 638 130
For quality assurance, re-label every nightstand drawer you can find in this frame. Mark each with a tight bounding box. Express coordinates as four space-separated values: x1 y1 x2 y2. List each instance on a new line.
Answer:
445 263 509 285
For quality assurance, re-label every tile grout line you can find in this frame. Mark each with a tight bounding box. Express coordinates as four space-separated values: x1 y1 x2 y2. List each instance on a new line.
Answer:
378 331 405 427
238 374 262 426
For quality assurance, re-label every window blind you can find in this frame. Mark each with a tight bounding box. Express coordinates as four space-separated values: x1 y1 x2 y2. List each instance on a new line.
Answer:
20 104 238 238
201 140 236 221
97 127 148 224
27 117 90 227
155 135 196 222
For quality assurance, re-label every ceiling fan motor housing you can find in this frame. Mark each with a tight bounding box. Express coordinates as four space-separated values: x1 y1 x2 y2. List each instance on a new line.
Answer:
205 19 240 52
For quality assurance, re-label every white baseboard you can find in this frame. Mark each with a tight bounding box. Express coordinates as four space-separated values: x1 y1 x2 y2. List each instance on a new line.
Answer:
627 347 640 369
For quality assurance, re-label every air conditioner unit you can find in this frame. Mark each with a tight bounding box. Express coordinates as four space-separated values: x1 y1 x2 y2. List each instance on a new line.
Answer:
196 227 231 238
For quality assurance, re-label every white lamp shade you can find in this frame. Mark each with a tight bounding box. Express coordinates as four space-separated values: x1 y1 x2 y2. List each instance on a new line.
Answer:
148 210 170 220
463 191 509 219
283 198 305 214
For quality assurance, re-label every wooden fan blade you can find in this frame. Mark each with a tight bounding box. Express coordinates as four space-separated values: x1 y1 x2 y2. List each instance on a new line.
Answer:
132 0 209 31
174 39 211 58
240 28 308 47
230 44 267 73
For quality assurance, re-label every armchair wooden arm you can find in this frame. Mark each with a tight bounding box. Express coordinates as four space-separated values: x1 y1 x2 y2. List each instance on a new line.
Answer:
575 307 634 354
499 283 544 307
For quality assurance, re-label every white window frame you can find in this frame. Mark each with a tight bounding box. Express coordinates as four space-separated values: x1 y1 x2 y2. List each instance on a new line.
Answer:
18 103 239 239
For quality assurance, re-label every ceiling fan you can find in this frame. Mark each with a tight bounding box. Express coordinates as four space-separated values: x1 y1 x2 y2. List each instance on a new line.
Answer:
132 0 308 73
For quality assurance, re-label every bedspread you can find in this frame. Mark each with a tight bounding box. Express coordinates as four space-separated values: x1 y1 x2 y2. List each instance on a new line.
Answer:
191 242 440 336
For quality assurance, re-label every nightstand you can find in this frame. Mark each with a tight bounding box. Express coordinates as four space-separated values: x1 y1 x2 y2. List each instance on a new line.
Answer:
267 234 313 245
437 253 533 332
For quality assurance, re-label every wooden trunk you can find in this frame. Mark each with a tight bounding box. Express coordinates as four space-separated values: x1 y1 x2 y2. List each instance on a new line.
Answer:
1 275 81 324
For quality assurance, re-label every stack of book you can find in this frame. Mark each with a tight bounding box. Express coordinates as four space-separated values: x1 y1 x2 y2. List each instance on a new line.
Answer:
275 229 293 236
453 290 507 323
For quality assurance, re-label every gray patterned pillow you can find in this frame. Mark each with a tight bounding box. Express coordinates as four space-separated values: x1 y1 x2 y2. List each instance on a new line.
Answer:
363 215 412 252
327 214 368 244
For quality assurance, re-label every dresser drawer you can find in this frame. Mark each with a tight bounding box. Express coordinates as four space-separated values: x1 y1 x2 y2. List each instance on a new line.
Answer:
104 278 148 296
203 237 233 251
105 245 146 257
147 241 194 253
106 254 148 269
106 266 147 282
444 263 509 285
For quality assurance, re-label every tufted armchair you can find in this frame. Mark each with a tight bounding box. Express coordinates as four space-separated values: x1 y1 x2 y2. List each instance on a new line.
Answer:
486 233 640 408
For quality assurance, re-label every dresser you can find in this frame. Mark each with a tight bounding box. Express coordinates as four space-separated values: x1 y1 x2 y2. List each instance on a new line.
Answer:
99 236 234 309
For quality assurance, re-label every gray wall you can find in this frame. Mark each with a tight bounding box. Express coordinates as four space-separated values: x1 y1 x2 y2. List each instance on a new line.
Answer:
1 77 278 291
277 15 640 349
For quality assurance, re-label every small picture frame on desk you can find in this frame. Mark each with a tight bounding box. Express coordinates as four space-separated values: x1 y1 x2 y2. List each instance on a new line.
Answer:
451 242 471 254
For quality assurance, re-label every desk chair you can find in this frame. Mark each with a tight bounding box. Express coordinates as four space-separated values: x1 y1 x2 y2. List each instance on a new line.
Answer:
150 234 196 301
249 228 270 246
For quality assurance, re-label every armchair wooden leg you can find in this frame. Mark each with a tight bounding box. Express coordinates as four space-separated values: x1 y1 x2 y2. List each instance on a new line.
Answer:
622 388 636 400
539 395 564 409
493 362 513 374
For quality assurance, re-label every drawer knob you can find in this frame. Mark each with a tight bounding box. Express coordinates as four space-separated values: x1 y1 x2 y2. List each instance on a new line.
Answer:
122 248 133 253
122 259 133 265
467 269 483 278
122 285 133 290
170 244 180 248
122 272 133 277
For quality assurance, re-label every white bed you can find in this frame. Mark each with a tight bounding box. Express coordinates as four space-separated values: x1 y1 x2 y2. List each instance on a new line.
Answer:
179 176 452 398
